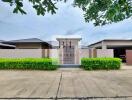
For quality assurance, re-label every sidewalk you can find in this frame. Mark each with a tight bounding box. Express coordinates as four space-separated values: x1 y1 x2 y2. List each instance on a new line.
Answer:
121 63 132 70
0 68 132 99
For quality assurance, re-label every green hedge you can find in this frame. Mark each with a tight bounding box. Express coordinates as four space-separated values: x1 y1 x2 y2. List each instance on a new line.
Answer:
81 58 121 70
0 58 58 70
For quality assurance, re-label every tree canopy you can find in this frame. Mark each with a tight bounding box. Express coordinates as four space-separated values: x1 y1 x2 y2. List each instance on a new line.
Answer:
2 0 132 26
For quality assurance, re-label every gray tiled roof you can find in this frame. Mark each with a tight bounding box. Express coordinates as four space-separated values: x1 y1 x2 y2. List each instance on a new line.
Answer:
47 41 59 46
88 39 132 47
5 38 44 43
0 43 16 47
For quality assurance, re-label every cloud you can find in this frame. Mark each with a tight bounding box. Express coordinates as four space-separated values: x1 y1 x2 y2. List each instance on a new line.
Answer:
65 27 86 35
0 0 132 44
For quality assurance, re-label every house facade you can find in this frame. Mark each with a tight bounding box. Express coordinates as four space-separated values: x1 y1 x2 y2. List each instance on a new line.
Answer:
0 43 16 49
0 38 132 65
88 39 132 65
2 38 51 49
56 37 81 64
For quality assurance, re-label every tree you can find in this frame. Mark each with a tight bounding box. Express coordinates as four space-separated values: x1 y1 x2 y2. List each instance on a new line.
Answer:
74 0 132 26
1 0 132 26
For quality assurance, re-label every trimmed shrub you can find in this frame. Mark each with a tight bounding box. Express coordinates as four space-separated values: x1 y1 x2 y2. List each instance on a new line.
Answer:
0 58 58 70
81 58 121 70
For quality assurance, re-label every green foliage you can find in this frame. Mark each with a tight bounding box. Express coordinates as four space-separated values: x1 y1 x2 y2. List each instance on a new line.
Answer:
1 0 132 26
3 0 27 14
2 0 62 15
81 58 121 70
74 0 132 26
0 58 58 70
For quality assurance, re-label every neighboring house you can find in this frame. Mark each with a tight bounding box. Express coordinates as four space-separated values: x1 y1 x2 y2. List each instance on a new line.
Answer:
0 38 52 58
2 38 52 49
88 39 132 65
0 39 16 49
0 37 132 65
0 43 16 49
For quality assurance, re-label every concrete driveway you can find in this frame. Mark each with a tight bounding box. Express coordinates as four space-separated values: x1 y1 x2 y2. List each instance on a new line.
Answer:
0 68 132 99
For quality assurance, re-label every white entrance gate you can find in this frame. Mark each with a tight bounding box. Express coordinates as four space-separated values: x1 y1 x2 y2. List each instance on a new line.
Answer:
56 37 81 65
63 46 75 64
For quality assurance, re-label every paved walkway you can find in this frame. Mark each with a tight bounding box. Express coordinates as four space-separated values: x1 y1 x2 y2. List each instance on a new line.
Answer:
0 66 132 99
121 63 132 70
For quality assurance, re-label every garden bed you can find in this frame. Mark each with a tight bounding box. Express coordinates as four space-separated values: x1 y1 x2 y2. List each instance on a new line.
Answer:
81 58 121 70
0 58 58 70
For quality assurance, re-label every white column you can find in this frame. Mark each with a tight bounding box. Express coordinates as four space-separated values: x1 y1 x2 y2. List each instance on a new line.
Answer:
90 48 94 58
102 41 107 50
59 46 63 64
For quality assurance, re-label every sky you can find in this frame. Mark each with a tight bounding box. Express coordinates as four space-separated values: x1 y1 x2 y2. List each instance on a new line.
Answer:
0 0 132 45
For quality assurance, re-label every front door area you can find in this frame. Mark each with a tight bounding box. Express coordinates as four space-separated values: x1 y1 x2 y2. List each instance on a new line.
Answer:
56 37 81 65
63 46 75 64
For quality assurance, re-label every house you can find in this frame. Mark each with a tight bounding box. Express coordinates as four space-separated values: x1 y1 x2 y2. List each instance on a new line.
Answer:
56 37 82 64
2 38 52 49
0 40 16 49
0 38 52 58
0 37 132 65
88 39 132 65
0 43 16 49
